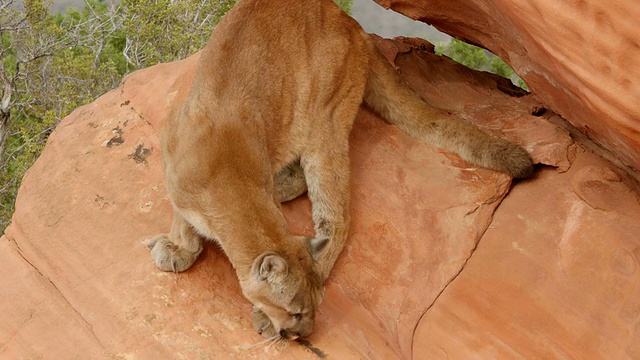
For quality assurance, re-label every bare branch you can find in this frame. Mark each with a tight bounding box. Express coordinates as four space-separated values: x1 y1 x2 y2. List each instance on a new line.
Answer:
0 0 15 13
0 68 12 114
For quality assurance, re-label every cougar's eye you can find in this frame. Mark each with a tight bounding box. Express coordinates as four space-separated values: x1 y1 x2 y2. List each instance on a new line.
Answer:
289 312 302 321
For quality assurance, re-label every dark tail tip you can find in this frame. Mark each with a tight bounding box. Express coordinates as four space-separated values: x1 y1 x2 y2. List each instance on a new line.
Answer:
503 145 534 179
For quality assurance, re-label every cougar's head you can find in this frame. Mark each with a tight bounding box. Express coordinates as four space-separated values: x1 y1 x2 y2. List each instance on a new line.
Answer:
242 236 329 339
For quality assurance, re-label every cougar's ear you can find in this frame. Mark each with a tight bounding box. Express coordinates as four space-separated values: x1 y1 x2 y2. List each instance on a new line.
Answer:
252 253 288 282
307 236 330 261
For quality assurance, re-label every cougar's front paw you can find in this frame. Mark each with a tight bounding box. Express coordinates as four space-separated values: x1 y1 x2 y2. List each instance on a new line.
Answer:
252 307 278 339
146 234 202 272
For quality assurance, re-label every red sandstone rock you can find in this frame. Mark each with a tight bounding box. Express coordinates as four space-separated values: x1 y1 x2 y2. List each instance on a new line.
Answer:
413 151 640 359
374 0 640 175
1 36 638 359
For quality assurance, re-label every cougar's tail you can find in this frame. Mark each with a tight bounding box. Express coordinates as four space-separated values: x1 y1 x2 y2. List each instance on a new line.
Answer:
363 50 533 178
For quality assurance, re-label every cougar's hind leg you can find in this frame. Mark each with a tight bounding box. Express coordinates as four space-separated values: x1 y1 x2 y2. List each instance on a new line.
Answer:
147 211 204 272
274 159 308 203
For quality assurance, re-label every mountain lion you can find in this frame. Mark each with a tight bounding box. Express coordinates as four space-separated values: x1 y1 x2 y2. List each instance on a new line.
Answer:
147 0 533 341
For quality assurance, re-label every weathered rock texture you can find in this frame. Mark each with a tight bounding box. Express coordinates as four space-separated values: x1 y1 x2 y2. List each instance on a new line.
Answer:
1 37 639 360
374 0 640 175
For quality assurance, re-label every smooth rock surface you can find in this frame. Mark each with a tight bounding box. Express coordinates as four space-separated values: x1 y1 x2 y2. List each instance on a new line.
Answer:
1 36 638 359
374 0 640 174
413 151 640 359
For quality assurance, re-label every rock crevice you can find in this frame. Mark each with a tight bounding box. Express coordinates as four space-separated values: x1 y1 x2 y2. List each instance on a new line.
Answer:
6 235 110 356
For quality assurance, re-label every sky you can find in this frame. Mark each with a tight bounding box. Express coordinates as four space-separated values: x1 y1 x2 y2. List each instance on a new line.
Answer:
350 0 451 44
40 0 452 45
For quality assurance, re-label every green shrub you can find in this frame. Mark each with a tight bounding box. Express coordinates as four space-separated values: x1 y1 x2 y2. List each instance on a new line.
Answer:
335 0 353 14
0 0 236 232
436 38 528 91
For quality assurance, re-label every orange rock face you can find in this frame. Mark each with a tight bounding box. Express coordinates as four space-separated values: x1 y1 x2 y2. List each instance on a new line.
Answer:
375 0 640 174
2 36 640 359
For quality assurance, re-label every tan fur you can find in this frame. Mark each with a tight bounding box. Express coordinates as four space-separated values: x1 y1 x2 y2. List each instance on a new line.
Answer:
147 0 533 340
